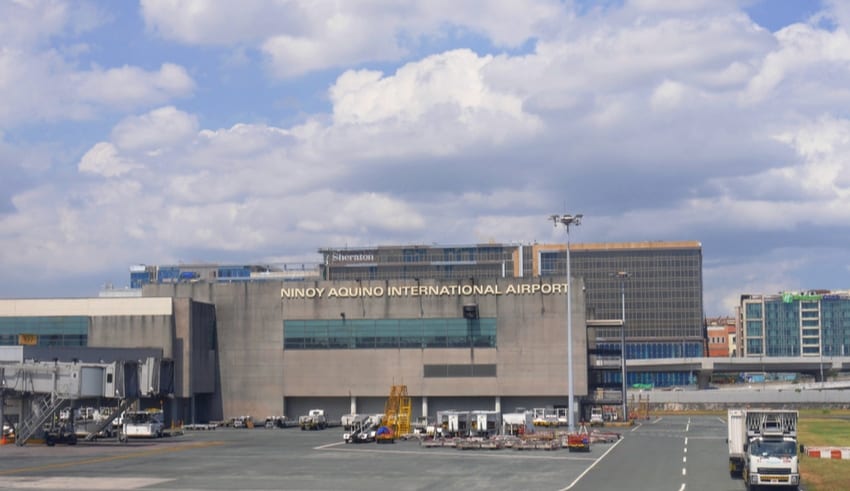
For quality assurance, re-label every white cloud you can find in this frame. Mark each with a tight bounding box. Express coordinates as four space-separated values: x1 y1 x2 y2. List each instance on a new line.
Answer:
650 79 688 111
0 2 183 126
75 63 195 109
5 0 850 316
0 0 82 48
111 106 199 153
140 0 301 45
142 0 568 78
78 142 139 177
325 49 542 158
625 0 741 14
771 116 850 197
743 24 850 104
331 50 527 125
0 4 195 127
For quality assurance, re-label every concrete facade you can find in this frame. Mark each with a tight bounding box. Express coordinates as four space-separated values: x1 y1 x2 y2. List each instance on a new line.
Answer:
145 277 587 422
0 297 217 424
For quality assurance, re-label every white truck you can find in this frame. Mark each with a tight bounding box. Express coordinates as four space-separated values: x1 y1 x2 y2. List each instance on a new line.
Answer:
299 409 327 430
728 409 800 490
589 407 604 426
121 410 165 439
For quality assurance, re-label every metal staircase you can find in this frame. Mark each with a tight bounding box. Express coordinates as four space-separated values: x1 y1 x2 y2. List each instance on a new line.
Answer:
15 394 69 446
83 398 137 441
382 385 412 437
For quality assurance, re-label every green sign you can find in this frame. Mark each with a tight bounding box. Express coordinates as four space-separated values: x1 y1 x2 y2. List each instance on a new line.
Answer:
783 293 821 303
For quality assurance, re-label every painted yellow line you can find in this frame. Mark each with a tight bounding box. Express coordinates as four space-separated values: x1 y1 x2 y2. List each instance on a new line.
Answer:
0 441 224 476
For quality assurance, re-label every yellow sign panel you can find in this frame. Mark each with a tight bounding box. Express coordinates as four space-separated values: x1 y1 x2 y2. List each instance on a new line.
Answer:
18 334 38 345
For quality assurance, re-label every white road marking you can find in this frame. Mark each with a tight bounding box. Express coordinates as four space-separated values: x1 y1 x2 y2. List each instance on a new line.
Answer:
559 436 626 490
319 443 595 461
683 456 687 463
682 467 687 476
0 477 172 489
679 484 686 491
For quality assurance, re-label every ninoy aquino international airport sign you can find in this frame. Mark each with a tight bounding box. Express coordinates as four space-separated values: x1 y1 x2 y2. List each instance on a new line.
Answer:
281 282 569 299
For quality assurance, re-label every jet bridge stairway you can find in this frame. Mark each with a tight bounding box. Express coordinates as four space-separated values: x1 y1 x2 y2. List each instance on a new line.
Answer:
15 393 70 446
83 398 137 441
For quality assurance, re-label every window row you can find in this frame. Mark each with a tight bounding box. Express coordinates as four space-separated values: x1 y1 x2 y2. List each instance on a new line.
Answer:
284 318 497 350
597 342 703 360
423 364 497 377
0 316 89 335
0 333 87 347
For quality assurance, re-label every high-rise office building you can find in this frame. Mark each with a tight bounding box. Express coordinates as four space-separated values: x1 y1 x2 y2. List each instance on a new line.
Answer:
740 291 850 358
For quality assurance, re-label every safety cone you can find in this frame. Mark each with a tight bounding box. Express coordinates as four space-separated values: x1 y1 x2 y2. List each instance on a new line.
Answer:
1 434 7 446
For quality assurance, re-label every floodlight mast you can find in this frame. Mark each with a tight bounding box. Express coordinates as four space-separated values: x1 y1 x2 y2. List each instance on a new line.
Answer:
550 213 582 432
610 271 631 422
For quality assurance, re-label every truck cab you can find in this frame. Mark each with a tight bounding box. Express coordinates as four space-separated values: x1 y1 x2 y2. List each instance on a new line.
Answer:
741 410 800 490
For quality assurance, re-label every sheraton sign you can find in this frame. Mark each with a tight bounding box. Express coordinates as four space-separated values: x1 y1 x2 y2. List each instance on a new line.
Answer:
281 282 568 299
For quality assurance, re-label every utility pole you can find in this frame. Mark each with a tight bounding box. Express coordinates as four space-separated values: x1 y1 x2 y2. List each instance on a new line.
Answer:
551 213 582 432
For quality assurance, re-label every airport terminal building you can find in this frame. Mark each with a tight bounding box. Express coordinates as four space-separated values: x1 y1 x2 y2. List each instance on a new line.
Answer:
142 276 586 423
1 241 703 425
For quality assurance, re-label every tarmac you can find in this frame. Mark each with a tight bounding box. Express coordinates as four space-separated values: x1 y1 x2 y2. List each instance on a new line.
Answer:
0 426 623 491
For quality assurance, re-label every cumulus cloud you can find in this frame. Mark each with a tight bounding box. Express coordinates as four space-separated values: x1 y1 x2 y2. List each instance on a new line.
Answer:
328 49 542 152
5 0 850 316
0 0 105 48
0 19 195 126
142 0 567 78
111 106 199 153
78 142 139 177
743 24 850 104
74 63 195 109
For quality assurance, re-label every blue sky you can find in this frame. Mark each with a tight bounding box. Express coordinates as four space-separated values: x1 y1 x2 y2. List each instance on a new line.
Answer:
1 0 849 316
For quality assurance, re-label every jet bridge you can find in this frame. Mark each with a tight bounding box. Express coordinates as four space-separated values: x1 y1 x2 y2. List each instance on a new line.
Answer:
0 359 146 445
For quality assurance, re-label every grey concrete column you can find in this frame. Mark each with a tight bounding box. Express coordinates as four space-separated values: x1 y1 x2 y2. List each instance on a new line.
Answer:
350 395 357 414
697 371 712 389
494 396 501 413
422 396 429 421
0 390 5 441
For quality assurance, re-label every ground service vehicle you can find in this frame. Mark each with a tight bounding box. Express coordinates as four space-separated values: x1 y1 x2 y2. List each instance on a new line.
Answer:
233 415 254 428
590 407 604 426
728 409 800 490
121 410 164 439
344 414 382 443
299 409 327 430
567 424 591 452
44 422 77 446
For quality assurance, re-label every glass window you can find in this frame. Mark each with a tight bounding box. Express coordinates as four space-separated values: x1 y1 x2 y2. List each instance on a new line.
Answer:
375 319 399 348
746 321 763 337
283 316 497 350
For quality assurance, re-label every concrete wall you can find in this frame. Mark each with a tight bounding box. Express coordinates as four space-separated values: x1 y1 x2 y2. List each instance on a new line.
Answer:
88 300 216 402
0 297 172 316
147 277 587 422
89 315 173 357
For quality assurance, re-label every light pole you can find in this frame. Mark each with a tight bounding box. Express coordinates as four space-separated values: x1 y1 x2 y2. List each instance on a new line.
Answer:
551 213 582 432
611 271 630 422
